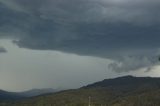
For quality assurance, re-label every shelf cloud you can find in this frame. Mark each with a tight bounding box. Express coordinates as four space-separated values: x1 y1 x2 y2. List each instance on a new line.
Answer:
0 0 160 72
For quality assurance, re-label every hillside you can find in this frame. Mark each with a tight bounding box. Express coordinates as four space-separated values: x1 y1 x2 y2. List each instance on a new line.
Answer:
83 75 160 91
0 90 24 102
1 76 160 106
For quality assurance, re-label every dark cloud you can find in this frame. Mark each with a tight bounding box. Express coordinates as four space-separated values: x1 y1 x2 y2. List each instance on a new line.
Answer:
1 0 160 71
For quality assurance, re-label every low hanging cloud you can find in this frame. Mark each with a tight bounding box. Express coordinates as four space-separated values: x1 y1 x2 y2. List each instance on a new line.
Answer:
0 0 160 72
108 54 160 72
0 47 7 53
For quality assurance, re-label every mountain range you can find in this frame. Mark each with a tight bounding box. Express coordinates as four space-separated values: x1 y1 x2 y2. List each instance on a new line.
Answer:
1 75 160 106
0 88 56 102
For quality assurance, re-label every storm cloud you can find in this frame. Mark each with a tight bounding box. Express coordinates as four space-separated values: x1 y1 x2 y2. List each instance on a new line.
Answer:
0 0 160 72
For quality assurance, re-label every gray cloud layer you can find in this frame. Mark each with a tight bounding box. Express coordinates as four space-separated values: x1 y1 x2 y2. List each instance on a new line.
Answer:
0 0 160 72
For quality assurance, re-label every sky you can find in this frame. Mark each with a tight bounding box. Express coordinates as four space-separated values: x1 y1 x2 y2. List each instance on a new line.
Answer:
0 0 160 92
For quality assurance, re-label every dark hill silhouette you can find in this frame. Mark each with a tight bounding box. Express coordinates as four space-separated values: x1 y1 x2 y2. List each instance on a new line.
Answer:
0 90 24 101
83 75 160 91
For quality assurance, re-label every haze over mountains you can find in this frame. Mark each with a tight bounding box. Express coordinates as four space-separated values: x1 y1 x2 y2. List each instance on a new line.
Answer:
17 88 57 97
0 75 160 106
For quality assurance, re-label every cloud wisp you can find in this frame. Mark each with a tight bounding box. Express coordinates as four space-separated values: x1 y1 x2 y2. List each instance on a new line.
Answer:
0 47 7 53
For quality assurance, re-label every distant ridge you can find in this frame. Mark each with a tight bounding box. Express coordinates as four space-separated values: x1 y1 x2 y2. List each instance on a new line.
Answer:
18 88 56 97
0 88 57 101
